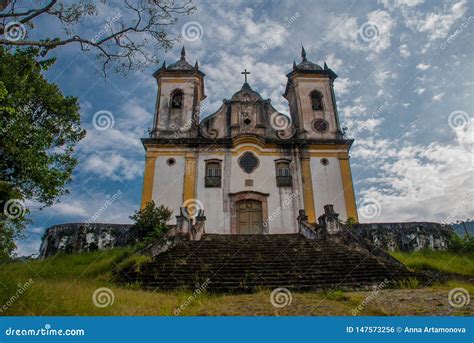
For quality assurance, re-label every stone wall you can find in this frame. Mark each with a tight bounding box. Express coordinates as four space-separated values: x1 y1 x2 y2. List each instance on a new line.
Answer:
39 221 454 258
352 222 453 251
39 223 136 259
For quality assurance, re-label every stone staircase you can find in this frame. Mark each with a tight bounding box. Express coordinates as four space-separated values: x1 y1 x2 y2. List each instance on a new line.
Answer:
118 233 416 292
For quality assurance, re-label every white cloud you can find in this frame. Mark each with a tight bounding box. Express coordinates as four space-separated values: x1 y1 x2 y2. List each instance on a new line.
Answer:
380 0 425 9
353 130 473 222
415 87 426 95
324 53 344 71
334 78 359 95
413 0 468 40
416 63 431 70
373 69 398 86
83 153 143 181
399 43 411 58
340 104 367 118
53 202 89 217
432 92 445 101
325 10 394 59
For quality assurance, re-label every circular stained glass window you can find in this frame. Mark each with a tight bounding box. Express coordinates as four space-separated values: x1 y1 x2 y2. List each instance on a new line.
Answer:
238 152 259 174
166 158 176 166
313 118 329 133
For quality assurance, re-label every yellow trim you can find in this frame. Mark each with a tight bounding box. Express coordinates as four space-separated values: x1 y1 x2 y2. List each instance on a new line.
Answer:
232 146 278 156
182 152 198 213
144 143 351 153
300 154 316 223
232 135 268 148
141 151 157 208
339 156 359 222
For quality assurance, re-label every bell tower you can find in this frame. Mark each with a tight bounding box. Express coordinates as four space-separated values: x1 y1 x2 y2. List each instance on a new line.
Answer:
151 47 206 138
283 47 343 140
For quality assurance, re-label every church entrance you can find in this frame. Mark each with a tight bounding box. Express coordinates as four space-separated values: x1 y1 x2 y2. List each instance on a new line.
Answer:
237 200 263 234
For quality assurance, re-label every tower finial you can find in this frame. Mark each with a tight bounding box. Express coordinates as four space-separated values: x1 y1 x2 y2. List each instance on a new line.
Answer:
293 60 297 70
181 46 186 60
194 60 199 70
301 46 307 62
241 69 250 84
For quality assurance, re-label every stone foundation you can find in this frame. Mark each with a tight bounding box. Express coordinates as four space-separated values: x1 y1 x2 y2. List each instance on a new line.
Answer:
38 221 454 258
39 223 135 258
351 222 453 251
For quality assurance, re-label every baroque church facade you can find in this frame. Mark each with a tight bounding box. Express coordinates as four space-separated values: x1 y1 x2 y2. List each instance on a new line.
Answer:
141 47 358 235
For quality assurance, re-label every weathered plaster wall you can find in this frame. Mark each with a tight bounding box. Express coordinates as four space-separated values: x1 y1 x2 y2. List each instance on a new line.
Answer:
195 148 302 234
38 221 453 258
152 155 185 224
292 77 338 140
39 223 135 258
352 222 453 251
310 156 347 220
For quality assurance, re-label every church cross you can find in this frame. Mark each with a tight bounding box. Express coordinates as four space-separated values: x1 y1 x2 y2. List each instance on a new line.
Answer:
241 69 250 83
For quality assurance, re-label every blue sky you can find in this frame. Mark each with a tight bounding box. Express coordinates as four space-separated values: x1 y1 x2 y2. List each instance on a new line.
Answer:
14 0 473 255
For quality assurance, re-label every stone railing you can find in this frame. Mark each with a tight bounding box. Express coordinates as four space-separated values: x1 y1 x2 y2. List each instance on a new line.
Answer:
140 207 206 257
297 210 326 240
298 204 453 253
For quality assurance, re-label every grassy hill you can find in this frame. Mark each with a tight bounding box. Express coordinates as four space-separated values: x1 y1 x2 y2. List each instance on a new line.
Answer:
0 248 472 316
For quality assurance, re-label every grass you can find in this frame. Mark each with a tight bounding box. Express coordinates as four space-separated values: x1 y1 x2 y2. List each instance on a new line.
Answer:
390 250 474 277
0 248 472 316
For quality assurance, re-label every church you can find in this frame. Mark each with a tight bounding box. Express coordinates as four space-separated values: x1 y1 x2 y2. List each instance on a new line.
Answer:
140 47 359 235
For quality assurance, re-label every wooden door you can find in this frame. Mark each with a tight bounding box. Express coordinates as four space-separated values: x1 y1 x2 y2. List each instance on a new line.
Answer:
237 200 263 234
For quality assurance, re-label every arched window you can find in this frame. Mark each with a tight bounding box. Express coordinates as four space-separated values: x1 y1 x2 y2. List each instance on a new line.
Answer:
171 90 183 109
310 90 323 111
275 160 292 187
205 160 222 187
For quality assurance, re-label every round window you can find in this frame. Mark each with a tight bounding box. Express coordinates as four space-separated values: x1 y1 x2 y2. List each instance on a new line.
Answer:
320 158 329 166
166 158 176 166
313 119 329 133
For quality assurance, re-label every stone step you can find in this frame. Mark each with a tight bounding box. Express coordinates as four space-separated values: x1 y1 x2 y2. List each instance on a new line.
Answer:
117 233 416 292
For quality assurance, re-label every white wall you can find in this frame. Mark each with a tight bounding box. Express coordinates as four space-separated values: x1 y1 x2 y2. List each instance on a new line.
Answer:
195 150 300 234
150 149 349 232
152 156 185 224
196 153 229 233
310 156 348 220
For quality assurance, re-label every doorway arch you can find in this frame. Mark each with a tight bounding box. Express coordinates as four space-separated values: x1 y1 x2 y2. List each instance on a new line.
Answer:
229 191 269 234
237 200 263 234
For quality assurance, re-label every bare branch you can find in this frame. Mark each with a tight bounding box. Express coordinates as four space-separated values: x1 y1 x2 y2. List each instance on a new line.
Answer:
0 0 196 76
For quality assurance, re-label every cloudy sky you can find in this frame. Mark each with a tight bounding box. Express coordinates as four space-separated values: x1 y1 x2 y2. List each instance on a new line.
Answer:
13 0 473 255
